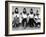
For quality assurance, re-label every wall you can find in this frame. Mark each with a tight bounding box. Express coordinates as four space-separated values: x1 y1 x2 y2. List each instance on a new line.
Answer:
0 0 46 37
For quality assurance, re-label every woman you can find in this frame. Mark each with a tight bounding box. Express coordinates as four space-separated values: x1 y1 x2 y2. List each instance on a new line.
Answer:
34 10 41 28
28 8 35 27
12 8 19 28
22 8 27 29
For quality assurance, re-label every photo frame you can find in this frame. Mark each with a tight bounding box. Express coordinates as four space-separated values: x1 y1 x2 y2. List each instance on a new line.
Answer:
5 1 45 36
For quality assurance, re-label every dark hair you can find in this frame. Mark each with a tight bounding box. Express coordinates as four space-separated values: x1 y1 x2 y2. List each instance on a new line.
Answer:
15 8 18 14
37 10 38 12
23 8 26 14
36 10 39 16
30 8 33 14
12 12 14 15
31 8 33 11
34 14 35 16
20 13 22 15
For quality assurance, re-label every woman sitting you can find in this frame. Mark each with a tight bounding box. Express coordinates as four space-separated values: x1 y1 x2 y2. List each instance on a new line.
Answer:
12 8 19 28
22 8 27 29
28 8 35 27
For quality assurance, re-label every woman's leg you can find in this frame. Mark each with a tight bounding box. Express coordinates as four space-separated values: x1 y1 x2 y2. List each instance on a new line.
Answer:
29 19 32 27
32 19 36 27
12 20 16 28
29 19 34 27
33 19 36 27
30 19 33 27
37 22 41 28
32 19 34 27
23 19 26 28
22 19 24 27
22 19 27 28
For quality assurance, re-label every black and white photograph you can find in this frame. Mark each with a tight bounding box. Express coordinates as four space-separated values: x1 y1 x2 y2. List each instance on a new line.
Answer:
12 7 41 30
5 1 45 36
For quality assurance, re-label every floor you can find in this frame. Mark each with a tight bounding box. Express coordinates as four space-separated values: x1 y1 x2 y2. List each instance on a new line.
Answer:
12 24 40 30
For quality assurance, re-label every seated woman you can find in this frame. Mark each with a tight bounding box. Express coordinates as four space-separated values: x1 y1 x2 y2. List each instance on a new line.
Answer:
28 8 35 27
22 8 27 29
34 10 41 28
12 8 19 28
